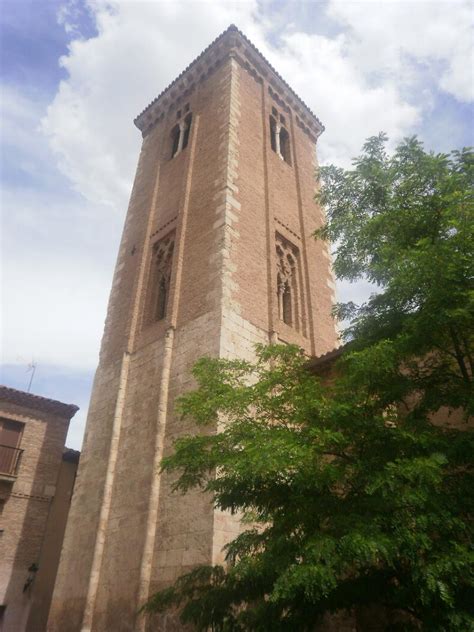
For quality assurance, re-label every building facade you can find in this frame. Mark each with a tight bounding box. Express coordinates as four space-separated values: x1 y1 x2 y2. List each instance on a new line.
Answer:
48 25 338 632
0 386 78 632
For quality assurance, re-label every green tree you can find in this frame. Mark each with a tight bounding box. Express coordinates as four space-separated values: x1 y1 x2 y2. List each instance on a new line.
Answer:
144 136 474 631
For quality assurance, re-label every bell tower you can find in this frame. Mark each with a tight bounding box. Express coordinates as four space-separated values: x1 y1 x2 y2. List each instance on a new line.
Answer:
48 25 338 632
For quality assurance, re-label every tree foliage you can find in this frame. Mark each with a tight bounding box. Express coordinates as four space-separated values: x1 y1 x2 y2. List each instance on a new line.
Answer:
318 134 473 415
144 136 474 631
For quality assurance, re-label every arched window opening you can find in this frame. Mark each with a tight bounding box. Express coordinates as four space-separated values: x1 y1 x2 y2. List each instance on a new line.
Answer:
270 115 277 153
170 111 192 159
269 108 292 166
282 281 292 325
156 275 168 321
171 125 180 158
182 113 192 151
291 270 299 327
276 272 283 318
146 234 174 327
280 127 291 165
276 233 303 332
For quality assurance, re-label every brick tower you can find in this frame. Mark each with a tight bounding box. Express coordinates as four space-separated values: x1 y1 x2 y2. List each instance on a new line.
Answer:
48 26 338 632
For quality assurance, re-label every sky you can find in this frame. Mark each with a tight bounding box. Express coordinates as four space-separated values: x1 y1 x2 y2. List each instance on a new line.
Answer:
1 0 473 449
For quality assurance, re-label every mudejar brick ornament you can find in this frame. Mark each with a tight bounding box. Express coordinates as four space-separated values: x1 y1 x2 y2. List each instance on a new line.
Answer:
47 25 338 632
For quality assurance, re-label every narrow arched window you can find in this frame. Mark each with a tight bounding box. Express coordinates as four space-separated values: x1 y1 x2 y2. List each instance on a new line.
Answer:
282 281 292 325
269 106 292 166
156 275 168 321
171 125 180 158
276 233 302 332
170 111 192 159
269 115 277 153
280 127 291 165
145 234 175 327
182 113 192 151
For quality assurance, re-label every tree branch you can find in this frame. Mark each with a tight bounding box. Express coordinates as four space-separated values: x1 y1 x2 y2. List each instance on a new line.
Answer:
449 325 471 384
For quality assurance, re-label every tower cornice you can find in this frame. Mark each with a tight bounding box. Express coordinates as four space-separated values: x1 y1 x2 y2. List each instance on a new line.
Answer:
134 24 324 139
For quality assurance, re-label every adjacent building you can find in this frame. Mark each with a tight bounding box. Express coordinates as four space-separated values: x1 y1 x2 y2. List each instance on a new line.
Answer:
0 386 78 631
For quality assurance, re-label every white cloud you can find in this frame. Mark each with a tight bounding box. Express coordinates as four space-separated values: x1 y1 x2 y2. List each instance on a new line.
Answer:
327 0 473 103
1 185 117 370
1 85 119 371
258 31 420 166
34 0 471 362
42 0 472 210
42 0 262 209
1 86 52 180
5 0 473 372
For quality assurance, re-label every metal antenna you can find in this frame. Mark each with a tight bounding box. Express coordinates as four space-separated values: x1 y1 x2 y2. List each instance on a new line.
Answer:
27 362 37 393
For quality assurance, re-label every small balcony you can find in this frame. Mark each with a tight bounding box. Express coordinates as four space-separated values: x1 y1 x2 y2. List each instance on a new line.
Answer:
0 444 23 482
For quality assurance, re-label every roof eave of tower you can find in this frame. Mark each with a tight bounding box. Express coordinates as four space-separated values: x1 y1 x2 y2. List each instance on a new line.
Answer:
134 24 324 136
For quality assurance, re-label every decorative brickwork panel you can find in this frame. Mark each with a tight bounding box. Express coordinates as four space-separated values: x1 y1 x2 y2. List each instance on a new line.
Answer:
144 232 175 326
276 233 305 334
